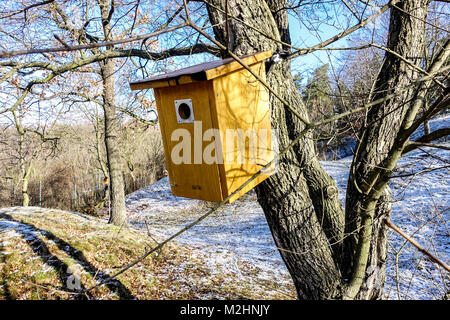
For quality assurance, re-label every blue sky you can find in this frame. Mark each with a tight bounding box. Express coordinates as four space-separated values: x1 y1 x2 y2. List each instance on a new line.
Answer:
287 7 361 81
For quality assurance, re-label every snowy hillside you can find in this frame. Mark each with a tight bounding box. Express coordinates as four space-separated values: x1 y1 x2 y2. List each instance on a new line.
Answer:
126 115 449 300
1 117 446 300
127 180 297 299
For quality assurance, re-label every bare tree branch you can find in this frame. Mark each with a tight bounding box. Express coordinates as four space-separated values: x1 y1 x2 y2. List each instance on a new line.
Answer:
0 0 55 20
402 128 450 154
287 0 401 60
386 219 450 272
0 23 188 58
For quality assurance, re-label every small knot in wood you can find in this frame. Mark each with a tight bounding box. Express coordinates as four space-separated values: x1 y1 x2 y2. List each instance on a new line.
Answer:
325 185 338 198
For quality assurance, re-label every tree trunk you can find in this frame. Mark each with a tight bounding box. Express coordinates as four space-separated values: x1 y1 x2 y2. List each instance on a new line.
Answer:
20 162 31 207
18 132 31 207
343 0 430 299
424 119 430 135
206 0 345 299
95 105 109 179
98 0 127 226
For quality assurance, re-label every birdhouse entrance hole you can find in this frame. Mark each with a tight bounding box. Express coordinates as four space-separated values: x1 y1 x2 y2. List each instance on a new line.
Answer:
178 103 191 119
175 99 194 123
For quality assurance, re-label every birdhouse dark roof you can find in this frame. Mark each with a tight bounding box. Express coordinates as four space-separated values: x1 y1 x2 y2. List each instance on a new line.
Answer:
129 51 272 90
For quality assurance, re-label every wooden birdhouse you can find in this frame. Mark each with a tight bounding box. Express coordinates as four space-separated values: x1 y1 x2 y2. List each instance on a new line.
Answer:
129 51 275 203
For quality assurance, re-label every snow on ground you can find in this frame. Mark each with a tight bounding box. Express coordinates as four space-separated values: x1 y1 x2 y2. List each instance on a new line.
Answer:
127 180 296 299
323 148 449 299
323 135 449 300
126 115 449 300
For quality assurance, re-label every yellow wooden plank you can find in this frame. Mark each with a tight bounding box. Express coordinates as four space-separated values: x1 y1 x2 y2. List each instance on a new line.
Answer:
131 80 168 90
207 84 229 201
211 61 274 203
156 81 224 202
153 87 174 186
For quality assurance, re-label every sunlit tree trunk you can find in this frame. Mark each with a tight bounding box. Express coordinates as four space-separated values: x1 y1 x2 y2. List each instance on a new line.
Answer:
98 0 127 226
343 0 430 299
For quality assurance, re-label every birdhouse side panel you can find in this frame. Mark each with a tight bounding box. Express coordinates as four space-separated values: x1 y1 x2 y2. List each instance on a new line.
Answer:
211 62 275 203
154 82 224 202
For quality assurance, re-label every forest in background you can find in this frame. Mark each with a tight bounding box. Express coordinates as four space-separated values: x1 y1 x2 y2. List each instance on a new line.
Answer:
0 117 165 212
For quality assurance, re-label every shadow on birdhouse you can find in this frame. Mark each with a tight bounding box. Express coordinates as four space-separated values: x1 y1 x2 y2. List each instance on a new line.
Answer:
129 51 276 203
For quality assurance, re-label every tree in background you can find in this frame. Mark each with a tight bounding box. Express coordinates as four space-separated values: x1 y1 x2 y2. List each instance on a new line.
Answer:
329 47 384 159
302 64 334 157
0 69 63 206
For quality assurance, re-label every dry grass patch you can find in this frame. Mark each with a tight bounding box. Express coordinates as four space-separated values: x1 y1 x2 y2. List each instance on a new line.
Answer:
0 207 270 300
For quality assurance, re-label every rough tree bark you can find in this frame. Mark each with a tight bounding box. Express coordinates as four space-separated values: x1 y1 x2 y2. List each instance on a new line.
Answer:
20 156 32 207
98 0 127 226
343 0 430 299
205 0 431 299
14 110 32 207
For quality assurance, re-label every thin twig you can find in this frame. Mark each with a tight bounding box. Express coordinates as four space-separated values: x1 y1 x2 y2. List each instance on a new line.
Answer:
390 165 450 179
386 219 450 272
287 0 401 60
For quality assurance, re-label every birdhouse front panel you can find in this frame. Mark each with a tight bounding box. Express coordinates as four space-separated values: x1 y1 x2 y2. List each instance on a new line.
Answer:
130 51 275 203
154 81 224 202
